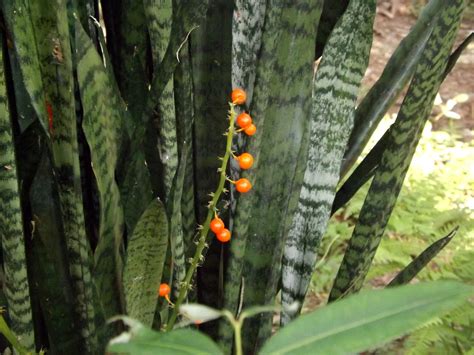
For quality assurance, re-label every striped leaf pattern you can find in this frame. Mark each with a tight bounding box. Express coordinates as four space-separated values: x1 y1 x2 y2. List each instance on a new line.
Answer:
0 34 34 350
281 0 376 325
20 1 98 348
144 0 178 200
219 1 288 348
221 1 324 351
124 199 168 327
341 0 445 177
329 0 466 302
75 19 126 319
1 1 48 134
231 0 267 107
388 227 458 287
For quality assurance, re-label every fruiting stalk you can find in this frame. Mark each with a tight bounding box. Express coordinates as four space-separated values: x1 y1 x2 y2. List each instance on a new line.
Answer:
166 103 237 330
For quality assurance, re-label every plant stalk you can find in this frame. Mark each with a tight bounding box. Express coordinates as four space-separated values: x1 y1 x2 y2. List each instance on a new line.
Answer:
166 103 237 330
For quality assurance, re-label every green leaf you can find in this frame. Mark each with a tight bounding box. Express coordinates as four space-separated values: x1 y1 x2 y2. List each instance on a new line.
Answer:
315 0 350 58
29 151 83 353
329 0 466 302
388 227 458 287
341 0 446 177
442 32 473 80
332 130 389 214
0 32 34 350
75 17 127 319
123 199 168 327
260 281 474 355
1 0 48 134
222 1 324 350
107 317 223 355
281 0 375 326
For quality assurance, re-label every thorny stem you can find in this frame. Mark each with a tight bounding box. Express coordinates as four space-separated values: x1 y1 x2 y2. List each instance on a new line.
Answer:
166 103 237 330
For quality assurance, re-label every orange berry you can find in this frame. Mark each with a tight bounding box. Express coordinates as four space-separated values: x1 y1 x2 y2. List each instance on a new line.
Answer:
236 113 252 129
237 153 254 170
231 88 246 105
235 178 252 193
210 217 225 234
217 228 231 243
244 124 256 136
158 283 171 297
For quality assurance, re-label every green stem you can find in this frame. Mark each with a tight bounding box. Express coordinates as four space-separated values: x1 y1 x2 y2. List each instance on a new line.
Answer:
233 321 243 355
166 103 237 330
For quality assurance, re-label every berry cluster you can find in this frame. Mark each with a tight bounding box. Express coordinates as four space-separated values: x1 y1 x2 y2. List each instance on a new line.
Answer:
158 88 257 316
211 88 256 243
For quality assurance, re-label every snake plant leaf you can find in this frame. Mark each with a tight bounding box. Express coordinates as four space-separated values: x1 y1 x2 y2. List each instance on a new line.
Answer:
142 0 209 128
260 281 474 355
75 18 127 319
329 0 466 302
332 130 390 215
29 151 81 353
173 44 196 255
341 0 446 177
231 1 267 107
20 1 99 348
0 37 34 350
281 0 375 326
442 32 473 80
1 1 49 135
115 0 149 121
388 227 458 287
5 49 36 132
144 0 178 201
221 2 323 350
190 0 231 222
333 29 473 215
315 0 350 58
167 145 190 297
123 199 168 327
107 317 222 355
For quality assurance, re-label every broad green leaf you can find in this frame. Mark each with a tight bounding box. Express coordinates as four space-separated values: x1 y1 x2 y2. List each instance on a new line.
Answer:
0 34 34 350
124 199 168 327
75 18 126 319
388 227 458 287
281 0 375 327
107 317 223 355
222 2 324 351
260 281 474 355
329 0 466 301
341 0 446 177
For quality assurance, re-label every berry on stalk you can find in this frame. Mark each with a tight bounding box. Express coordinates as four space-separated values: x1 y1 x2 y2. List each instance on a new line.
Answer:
237 153 254 170
210 217 225 234
244 124 257 136
231 88 246 105
217 229 231 243
235 178 252 193
236 113 252 129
